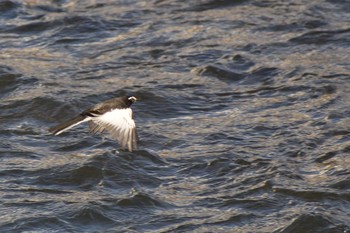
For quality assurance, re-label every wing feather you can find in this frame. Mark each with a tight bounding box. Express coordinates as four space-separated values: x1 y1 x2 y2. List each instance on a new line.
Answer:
88 108 137 151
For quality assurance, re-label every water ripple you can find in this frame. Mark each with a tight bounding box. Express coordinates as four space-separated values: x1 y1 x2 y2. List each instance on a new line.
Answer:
0 0 350 232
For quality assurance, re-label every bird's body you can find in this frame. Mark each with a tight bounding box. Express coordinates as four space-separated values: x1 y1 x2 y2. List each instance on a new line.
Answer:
49 96 138 151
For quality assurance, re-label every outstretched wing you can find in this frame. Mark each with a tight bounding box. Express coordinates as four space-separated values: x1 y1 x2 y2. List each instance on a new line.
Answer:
89 108 137 151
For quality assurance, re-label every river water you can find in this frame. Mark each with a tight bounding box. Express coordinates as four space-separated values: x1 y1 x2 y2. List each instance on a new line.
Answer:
1 0 350 232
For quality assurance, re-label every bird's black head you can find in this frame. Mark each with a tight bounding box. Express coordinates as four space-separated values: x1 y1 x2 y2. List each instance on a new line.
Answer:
126 96 137 106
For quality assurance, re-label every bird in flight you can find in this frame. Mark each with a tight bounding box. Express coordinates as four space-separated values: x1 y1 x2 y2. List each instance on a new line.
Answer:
49 96 138 152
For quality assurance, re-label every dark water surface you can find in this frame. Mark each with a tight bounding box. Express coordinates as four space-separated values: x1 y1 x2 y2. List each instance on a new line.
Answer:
1 0 350 232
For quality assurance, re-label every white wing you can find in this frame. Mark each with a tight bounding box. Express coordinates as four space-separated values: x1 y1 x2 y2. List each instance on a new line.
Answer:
89 108 137 151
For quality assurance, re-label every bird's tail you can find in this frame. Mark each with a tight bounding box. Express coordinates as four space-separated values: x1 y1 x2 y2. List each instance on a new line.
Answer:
49 115 90 135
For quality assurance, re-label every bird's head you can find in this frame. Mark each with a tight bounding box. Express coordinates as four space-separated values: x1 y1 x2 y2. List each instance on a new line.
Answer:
127 96 137 104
